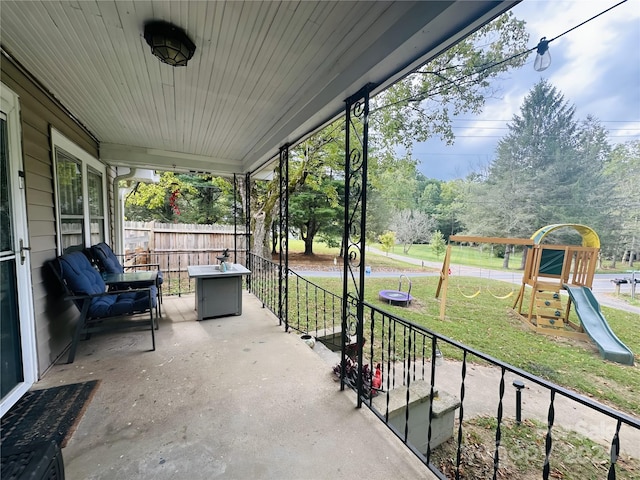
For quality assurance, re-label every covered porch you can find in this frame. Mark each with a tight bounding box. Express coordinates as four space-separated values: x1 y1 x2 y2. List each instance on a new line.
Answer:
1 1 638 478
35 292 434 479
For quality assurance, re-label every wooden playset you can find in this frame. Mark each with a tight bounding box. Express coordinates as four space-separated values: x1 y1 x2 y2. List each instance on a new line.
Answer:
436 224 601 339
435 224 634 365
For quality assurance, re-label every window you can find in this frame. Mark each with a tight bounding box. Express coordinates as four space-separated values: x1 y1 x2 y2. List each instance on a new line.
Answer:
51 129 108 254
88 166 105 245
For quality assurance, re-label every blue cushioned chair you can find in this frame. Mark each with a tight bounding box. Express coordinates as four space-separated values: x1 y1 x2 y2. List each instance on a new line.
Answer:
90 242 163 317
48 251 156 363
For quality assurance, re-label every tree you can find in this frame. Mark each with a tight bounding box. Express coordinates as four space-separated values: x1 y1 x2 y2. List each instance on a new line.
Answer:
364 12 529 242
418 179 466 240
378 231 396 256
251 11 529 255
125 172 196 223
179 176 235 225
124 172 238 225
488 79 581 235
461 80 572 236
430 230 446 258
366 152 420 241
391 210 436 253
371 11 529 155
250 131 344 258
289 178 343 255
603 140 640 265
460 80 616 268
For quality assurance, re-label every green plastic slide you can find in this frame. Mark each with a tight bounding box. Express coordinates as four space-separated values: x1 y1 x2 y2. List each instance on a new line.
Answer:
564 285 634 366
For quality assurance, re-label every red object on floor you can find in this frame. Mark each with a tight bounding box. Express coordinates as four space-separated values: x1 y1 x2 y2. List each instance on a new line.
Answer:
372 364 382 393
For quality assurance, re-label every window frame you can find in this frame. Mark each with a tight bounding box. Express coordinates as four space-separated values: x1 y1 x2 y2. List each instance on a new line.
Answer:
51 128 108 254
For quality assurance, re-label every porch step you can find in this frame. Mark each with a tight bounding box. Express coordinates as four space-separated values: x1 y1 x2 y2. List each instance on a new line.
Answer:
371 379 460 451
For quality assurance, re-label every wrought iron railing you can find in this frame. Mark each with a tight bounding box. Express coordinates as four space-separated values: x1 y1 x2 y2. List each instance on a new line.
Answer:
358 302 639 479
130 250 638 478
243 254 640 479
288 270 343 350
247 252 280 317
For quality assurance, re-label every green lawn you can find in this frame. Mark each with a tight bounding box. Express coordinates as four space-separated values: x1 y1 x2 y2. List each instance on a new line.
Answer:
296 275 640 415
370 242 633 274
286 239 429 271
376 242 524 269
287 239 340 256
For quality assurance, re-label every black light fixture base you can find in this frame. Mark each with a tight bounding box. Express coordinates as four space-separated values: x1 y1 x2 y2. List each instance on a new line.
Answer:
144 21 196 67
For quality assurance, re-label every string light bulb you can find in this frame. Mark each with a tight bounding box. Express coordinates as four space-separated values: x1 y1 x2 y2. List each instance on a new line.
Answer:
534 37 551 72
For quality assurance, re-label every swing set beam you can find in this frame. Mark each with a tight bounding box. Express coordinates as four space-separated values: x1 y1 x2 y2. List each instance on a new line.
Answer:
449 235 534 246
436 236 531 319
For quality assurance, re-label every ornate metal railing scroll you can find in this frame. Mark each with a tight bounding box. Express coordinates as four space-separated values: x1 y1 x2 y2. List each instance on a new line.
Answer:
278 145 289 331
341 84 373 404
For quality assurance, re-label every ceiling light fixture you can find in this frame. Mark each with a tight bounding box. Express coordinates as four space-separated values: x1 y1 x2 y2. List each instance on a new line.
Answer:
534 37 551 72
143 21 196 67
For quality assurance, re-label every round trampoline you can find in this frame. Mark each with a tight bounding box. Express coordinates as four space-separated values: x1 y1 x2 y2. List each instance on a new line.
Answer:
378 289 413 307
379 275 413 306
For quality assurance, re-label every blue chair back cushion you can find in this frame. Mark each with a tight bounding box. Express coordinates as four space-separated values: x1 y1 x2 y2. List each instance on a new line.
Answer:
59 251 155 318
92 242 163 285
60 251 105 296
91 242 124 274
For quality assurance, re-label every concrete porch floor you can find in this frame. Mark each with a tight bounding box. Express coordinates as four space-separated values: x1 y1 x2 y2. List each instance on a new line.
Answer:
35 292 435 480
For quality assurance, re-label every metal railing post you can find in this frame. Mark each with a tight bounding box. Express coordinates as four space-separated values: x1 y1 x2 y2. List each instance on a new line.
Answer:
278 145 289 330
342 83 373 405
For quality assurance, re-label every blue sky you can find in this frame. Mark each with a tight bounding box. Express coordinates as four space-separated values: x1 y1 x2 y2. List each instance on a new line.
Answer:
411 0 640 181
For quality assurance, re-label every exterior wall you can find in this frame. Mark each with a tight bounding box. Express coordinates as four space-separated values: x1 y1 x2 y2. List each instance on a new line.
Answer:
1 56 100 376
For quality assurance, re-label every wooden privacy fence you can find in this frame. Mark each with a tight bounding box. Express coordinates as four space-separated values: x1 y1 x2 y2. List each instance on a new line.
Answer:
124 222 248 294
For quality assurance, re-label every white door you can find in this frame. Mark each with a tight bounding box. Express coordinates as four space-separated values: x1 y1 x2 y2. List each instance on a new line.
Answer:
1 84 37 416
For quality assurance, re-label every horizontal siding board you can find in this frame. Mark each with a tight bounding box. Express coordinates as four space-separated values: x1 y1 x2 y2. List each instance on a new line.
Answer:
31 280 56 308
21 122 50 157
27 231 57 257
35 262 77 372
24 153 53 179
24 171 54 193
30 249 58 269
2 60 99 157
27 204 56 223
23 142 51 169
24 188 54 208
20 105 50 135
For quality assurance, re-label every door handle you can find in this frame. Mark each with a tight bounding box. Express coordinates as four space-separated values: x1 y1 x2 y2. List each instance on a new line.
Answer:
19 239 31 265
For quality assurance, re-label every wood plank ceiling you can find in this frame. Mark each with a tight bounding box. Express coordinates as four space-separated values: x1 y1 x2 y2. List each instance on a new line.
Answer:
0 1 517 175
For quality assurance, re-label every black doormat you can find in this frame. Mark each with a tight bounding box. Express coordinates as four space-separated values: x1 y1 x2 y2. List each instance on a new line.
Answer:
1 380 99 448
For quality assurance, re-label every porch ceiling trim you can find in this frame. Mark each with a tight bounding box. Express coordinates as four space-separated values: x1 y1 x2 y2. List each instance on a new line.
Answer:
100 143 241 176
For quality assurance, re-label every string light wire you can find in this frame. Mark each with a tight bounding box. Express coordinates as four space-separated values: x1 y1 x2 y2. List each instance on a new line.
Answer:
374 0 629 112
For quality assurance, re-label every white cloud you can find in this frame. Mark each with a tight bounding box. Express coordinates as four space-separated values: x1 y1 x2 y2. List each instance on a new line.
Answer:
416 0 640 180
542 1 640 100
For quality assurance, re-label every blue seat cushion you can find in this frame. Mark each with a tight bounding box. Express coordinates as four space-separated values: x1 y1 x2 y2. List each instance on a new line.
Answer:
91 287 157 318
